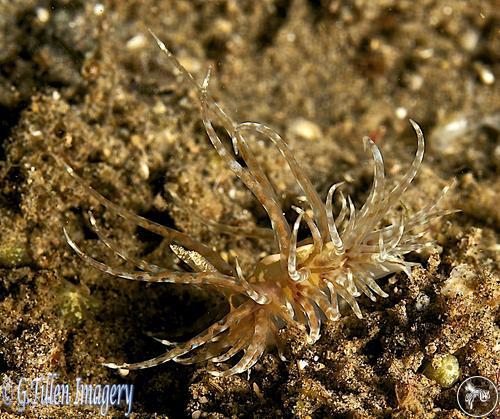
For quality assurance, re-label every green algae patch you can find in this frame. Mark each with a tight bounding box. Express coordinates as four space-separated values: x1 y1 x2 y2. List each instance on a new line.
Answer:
55 281 99 327
0 243 30 268
423 354 460 388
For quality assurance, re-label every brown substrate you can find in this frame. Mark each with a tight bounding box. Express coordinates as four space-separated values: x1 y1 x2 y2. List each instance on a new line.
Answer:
0 1 498 417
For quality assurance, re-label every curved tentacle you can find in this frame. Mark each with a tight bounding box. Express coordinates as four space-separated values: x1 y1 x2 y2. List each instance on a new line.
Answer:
301 286 340 322
238 122 330 242
88 210 165 273
287 211 311 282
325 182 345 255
167 189 274 239
54 153 235 276
64 227 245 293
358 136 386 220
149 34 293 266
384 120 425 210
350 136 387 243
172 327 236 365
208 308 268 377
149 30 201 92
234 258 270 304
292 205 323 265
336 191 349 232
209 326 254 363
105 301 256 371
199 73 292 269
323 274 363 319
341 196 357 247
297 296 321 344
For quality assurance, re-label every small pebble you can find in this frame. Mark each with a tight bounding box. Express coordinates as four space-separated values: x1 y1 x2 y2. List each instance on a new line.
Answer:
93 3 104 15
36 7 50 23
213 18 232 35
415 293 430 311
126 33 147 50
474 63 495 85
288 118 322 142
424 354 460 388
441 264 475 298
253 382 264 399
408 74 423 91
395 107 408 120
153 100 167 115
178 56 202 75
139 161 149 180
459 29 479 51
297 360 308 370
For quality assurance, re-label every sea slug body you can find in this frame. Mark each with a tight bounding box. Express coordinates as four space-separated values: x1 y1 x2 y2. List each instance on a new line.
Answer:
59 32 452 377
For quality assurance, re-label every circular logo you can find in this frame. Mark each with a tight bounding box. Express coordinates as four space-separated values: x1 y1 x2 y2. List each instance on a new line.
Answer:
457 376 499 417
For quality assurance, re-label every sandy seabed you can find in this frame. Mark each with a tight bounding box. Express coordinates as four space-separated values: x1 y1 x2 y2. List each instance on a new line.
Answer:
0 1 498 417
